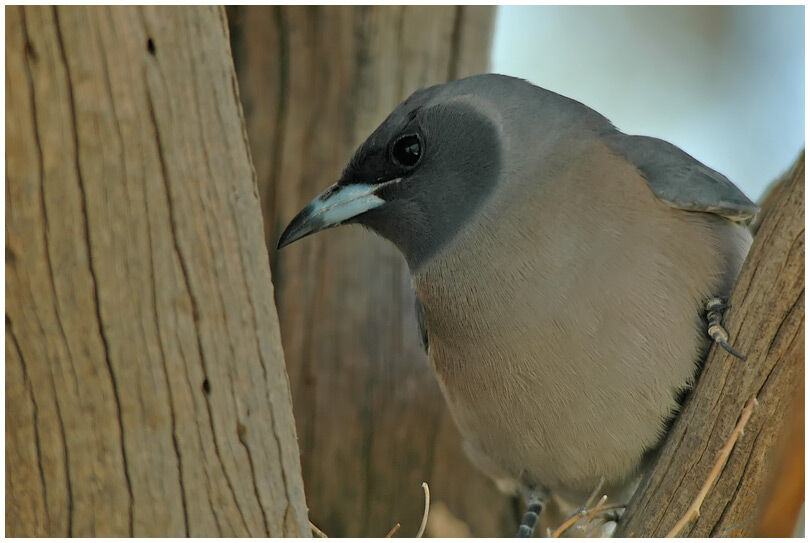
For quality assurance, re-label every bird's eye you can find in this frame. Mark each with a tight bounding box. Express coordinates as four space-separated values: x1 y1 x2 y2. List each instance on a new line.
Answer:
391 134 422 167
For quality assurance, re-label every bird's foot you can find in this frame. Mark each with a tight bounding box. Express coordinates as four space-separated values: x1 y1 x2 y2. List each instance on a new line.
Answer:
705 297 747 360
516 482 548 538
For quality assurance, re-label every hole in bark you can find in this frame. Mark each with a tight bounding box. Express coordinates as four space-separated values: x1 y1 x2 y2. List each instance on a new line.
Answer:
25 41 37 61
237 422 247 441
146 37 156 55
202 378 210 394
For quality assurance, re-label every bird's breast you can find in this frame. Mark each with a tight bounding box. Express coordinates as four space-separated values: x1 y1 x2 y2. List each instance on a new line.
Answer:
408 154 750 497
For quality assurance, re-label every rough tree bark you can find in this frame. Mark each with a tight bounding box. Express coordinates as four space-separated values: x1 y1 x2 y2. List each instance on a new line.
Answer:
617 154 804 537
6 6 308 537
227 6 511 537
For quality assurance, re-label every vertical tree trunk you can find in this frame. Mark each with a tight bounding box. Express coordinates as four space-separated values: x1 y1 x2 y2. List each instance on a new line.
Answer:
6 6 308 537
228 6 510 537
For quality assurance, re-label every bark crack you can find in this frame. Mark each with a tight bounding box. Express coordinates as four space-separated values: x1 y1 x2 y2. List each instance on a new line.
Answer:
237 423 271 535
20 6 75 534
186 42 259 534
211 24 304 529
217 123 295 535
145 82 250 536
136 22 226 531
764 289 803 360
140 134 191 538
8 318 51 531
53 7 135 536
652 407 722 534
707 424 763 536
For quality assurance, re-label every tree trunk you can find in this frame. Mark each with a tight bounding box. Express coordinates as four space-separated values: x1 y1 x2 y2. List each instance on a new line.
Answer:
6 6 308 537
616 153 804 537
227 6 511 537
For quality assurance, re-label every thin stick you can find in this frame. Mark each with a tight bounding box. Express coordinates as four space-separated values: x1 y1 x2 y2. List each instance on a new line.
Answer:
551 503 627 538
310 520 328 538
415 482 430 538
550 496 609 538
551 510 587 537
580 476 605 513
385 522 401 537
583 494 608 526
581 495 612 538
666 396 758 537
549 477 606 538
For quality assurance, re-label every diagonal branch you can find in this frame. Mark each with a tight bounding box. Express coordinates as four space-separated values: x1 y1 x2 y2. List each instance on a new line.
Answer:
616 152 805 537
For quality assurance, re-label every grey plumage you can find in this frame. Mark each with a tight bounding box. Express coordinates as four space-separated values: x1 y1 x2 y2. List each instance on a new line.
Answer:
278 74 756 528
603 133 759 222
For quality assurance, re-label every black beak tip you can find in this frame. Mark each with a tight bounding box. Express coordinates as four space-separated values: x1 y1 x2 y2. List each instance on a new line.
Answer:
276 207 318 250
276 224 298 250
276 231 290 250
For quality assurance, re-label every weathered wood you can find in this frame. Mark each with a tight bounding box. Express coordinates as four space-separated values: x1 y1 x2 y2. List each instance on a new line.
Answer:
616 154 804 537
228 6 509 537
755 388 804 537
6 6 308 536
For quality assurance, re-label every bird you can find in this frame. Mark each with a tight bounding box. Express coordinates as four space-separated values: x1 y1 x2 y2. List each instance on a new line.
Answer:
277 74 757 537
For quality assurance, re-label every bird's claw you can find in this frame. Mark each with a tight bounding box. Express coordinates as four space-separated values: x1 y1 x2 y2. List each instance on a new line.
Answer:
705 297 747 361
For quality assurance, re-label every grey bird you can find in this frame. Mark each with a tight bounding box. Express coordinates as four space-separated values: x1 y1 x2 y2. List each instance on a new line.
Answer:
277 74 757 536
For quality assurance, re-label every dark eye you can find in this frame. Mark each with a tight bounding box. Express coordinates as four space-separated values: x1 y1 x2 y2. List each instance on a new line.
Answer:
391 134 422 167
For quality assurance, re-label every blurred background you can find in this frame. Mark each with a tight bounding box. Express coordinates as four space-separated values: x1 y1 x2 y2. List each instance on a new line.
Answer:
227 5 804 537
492 6 804 201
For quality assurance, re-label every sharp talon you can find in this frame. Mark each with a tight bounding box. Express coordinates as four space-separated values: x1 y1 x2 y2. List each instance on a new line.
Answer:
718 338 747 361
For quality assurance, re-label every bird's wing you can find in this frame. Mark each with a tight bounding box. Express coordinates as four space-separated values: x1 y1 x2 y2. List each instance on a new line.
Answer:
604 134 759 222
414 296 429 355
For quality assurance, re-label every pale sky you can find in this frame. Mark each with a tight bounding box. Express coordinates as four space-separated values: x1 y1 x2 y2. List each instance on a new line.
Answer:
492 6 804 201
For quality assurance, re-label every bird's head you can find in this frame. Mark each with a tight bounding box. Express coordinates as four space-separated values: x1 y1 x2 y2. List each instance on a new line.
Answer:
276 75 513 269
277 74 609 269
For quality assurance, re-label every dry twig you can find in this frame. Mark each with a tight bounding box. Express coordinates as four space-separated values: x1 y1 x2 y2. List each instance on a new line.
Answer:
579 476 605 514
309 482 431 538
665 396 759 537
310 520 328 538
415 482 431 538
550 477 606 537
551 511 586 538
583 495 608 527
551 499 626 537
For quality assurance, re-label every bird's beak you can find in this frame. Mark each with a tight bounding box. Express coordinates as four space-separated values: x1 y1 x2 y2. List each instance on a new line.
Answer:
277 182 387 249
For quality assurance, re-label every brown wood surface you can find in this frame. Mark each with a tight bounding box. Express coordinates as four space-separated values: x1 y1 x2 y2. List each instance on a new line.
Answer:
616 154 805 537
228 6 513 537
755 388 804 537
6 6 308 537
